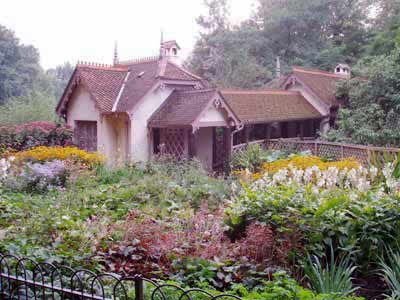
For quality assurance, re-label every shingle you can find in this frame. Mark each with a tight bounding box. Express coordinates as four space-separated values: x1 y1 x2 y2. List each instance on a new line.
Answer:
115 58 202 112
58 58 204 115
290 67 343 107
221 89 322 124
149 89 217 127
76 65 128 112
115 58 160 112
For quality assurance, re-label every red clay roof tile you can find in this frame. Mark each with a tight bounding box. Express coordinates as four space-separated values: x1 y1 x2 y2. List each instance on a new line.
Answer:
74 65 128 113
287 66 344 107
148 89 218 127
221 90 322 124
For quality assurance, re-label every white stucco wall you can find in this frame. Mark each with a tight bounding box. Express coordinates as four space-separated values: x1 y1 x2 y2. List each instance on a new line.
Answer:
66 87 105 153
198 106 227 124
195 127 214 171
66 86 130 165
102 115 129 165
130 86 174 162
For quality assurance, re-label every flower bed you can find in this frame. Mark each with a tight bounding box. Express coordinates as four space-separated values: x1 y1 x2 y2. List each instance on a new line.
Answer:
261 155 360 173
13 146 104 166
1 146 103 193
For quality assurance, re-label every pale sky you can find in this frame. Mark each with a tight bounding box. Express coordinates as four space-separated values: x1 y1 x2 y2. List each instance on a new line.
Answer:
0 0 255 69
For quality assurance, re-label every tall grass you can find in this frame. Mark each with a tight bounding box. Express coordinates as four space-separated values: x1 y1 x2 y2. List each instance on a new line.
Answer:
379 247 400 300
304 247 357 297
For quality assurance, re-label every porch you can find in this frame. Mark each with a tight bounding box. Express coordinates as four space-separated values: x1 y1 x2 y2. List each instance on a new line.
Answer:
233 118 321 146
151 126 232 171
147 89 241 171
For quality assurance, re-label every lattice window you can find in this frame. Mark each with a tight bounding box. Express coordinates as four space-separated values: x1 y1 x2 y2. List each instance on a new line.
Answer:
160 128 187 160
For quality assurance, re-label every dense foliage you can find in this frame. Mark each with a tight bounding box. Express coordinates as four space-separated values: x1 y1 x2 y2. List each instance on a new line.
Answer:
0 149 369 299
187 0 381 88
324 52 400 146
0 25 73 125
0 121 73 153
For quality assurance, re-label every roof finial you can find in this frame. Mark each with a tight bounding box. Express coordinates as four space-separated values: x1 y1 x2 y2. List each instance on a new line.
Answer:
113 41 119 65
160 29 165 58
276 56 281 78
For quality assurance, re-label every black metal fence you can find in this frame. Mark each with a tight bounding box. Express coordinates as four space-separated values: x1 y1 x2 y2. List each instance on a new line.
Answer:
0 253 241 300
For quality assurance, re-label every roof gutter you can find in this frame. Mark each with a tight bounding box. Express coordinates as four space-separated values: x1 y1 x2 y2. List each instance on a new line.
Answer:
112 71 131 112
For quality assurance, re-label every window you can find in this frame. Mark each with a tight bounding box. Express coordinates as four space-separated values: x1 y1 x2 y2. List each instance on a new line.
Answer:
75 121 97 152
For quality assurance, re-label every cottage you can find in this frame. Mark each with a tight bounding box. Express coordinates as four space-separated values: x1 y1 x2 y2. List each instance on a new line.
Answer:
56 40 348 170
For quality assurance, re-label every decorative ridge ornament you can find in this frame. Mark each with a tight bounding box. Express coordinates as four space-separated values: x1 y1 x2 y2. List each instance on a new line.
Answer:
113 41 119 65
118 56 159 65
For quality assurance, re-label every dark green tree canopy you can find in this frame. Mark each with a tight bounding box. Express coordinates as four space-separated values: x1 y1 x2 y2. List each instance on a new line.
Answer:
0 25 42 104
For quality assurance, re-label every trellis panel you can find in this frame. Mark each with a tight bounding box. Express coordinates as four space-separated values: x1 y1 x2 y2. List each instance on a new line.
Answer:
160 128 187 160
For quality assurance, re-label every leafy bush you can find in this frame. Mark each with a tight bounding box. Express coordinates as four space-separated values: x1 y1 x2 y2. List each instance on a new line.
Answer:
13 146 104 166
0 121 73 152
225 184 400 274
230 144 286 172
0 90 59 126
228 271 361 300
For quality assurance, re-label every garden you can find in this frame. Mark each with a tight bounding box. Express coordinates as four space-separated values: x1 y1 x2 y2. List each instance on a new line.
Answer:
2 122 400 300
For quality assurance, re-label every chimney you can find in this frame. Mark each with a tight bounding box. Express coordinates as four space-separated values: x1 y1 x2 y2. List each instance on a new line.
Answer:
113 41 119 65
160 40 181 65
334 64 351 79
276 56 281 78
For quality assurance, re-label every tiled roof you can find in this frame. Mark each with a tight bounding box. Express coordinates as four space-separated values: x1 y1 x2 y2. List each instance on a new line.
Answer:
148 89 218 127
162 61 202 80
113 58 202 112
114 58 160 112
57 64 128 114
57 57 203 114
288 66 344 107
221 89 322 124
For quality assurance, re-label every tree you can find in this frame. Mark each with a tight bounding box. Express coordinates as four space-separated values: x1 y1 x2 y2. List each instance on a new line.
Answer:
0 25 42 104
366 0 400 56
188 0 372 88
46 62 74 99
324 52 400 146
187 0 271 88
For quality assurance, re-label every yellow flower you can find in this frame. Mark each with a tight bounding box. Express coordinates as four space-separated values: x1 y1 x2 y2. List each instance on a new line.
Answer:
14 146 104 166
262 155 360 174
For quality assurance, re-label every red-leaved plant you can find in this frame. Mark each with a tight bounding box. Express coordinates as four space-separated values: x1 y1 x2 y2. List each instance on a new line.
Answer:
93 203 301 278
0 121 73 153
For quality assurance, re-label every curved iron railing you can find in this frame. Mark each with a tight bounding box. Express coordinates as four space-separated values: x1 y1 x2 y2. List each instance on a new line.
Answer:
0 253 241 300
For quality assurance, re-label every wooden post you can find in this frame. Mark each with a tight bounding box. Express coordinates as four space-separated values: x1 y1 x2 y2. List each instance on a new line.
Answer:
299 121 305 140
188 130 196 158
341 144 344 159
244 125 250 144
367 149 371 165
224 127 232 161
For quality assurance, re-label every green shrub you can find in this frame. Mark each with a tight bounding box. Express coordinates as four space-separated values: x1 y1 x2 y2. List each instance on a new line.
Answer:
224 184 400 273
228 271 362 300
0 121 73 152
230 144 286 172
